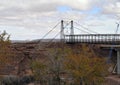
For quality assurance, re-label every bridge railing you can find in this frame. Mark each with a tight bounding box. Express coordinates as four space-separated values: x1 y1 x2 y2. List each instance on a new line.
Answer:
64 34 120 44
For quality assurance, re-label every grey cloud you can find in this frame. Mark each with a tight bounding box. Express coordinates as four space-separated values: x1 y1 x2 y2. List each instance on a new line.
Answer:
0 0 119 13
27 3 59 13
102 1 120 13
0 0 119 36
0 0 92 14
101 1 120 19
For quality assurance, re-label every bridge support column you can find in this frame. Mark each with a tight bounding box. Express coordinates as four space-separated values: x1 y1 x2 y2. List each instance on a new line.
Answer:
117 49 120 75
70 20 74 35
70 20 74 43
61 20 64 42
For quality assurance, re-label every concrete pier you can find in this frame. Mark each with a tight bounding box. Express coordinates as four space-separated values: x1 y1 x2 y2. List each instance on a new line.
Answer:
117 50 120 75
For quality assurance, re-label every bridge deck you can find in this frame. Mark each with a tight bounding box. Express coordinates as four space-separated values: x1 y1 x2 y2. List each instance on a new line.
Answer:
64 34 120 44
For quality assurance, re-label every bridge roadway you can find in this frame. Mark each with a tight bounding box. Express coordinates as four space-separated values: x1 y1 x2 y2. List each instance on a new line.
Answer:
64 34 120 44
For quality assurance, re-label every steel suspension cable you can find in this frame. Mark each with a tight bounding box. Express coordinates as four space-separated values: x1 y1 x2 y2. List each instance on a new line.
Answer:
74 27 91 34
74 22 99 34
37 21 61 44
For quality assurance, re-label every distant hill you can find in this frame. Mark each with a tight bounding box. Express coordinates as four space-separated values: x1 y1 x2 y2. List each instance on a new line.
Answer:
11 39 61 43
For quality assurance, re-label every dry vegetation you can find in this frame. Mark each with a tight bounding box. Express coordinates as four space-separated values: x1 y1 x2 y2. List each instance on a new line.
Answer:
0 31 112 85
30 44 109 85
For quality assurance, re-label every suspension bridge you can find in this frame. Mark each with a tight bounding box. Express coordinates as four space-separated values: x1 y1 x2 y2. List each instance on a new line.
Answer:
39 20 120 75
39 20 120 45
59 20 120 44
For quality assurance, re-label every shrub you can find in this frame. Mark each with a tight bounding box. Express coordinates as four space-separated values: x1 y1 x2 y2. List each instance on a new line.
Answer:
2 75 20 85
20 75 34 84
1 75 34 85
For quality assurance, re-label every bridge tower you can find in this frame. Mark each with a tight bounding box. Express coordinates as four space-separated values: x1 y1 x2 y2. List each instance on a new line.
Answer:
70 20 74 35
60 20 74 42
60 20 64 41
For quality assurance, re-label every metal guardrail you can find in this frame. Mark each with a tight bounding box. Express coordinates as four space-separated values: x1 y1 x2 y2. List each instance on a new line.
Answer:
64 34 120 44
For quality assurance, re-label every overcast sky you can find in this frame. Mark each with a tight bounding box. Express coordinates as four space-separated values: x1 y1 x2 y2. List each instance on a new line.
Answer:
0 0 120 40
